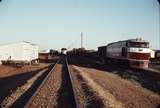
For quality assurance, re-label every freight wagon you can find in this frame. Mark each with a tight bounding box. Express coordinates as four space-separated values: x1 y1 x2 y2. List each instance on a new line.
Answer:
98 38 151 68
38 49 55 63
150 50 160 64
98 46 107 63
0 41 39 66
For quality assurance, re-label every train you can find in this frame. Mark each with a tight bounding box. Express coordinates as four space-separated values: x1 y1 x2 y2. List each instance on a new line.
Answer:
98 38 151 68
67 48 98 59
150 50 160 64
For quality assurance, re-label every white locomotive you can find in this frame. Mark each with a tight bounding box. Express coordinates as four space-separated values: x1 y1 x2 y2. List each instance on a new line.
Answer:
98 38 151 68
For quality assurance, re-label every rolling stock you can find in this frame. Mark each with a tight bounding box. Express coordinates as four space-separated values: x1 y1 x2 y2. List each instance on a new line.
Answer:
150 50 160 64
98 38 151 68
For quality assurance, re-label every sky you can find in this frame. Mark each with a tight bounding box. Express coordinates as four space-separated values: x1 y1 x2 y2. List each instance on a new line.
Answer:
0 0 159 51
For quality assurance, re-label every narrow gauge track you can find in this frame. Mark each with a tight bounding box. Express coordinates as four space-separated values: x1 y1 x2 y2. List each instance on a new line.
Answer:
23 57 79 108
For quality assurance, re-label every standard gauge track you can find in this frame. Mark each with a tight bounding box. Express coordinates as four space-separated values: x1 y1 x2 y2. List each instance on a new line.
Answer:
23 57 79 108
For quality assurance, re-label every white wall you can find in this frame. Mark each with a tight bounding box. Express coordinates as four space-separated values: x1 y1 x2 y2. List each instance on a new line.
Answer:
0 42 38 62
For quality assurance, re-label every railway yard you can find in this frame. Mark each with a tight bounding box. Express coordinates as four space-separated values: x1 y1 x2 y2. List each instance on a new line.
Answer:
0 0 160 107
0 55 159 108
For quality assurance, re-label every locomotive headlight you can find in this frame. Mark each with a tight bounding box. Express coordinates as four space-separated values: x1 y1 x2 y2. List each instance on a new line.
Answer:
139 49 143 51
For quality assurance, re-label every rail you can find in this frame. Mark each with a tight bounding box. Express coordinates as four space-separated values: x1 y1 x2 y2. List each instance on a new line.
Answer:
65 57 80 108
24 59 61 108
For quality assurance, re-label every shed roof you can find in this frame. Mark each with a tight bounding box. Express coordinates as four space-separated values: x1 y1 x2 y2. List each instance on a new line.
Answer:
0 41 37 47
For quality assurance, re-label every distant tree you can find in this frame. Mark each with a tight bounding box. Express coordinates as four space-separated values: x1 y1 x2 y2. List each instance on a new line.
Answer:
61 48 67 51
50 49 59 56
50 49 54 56
158 0 160 4
53 50 59 55
61 48 67 54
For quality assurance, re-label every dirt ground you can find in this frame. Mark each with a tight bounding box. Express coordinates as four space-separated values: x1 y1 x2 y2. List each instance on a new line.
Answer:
68 56 160 108
70 65 106 108
27 63 63 108
0 63 50 104
27 59 76 108
74 65 160 108
149 64 160 71
0 63 49 78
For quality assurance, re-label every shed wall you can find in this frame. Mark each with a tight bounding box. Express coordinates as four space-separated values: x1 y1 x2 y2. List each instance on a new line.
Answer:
0 42 38 62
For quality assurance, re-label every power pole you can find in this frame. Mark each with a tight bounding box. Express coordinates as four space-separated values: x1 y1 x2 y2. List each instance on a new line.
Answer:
81 32 83 48
158 0 160 49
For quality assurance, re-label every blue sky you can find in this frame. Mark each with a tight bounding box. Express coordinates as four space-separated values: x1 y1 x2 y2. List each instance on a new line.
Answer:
0 0 159 50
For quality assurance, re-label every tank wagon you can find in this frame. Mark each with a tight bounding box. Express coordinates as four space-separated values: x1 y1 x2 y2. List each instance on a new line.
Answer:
98 38 151 68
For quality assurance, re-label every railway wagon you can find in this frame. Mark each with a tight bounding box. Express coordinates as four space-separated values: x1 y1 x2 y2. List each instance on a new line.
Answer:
150 50 160 64
154 50 160 61
98 46 107 63
0 41 39 66
98 38 151 68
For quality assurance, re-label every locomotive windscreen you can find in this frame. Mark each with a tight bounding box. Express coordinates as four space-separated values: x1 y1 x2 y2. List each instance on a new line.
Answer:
128 42 149 48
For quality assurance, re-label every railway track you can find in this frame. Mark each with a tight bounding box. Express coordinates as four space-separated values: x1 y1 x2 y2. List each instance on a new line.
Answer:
2 57 106 108
66 58 80 108
23 57 79 108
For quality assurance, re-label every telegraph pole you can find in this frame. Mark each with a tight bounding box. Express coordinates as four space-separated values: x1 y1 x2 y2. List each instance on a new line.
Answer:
159 0 160 49
81 32 83 48
158 0 160 48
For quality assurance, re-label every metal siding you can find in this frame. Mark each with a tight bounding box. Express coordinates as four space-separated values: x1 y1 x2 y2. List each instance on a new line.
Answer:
22 43 38 61
98 46 107 58
0 43 23 61
128 48 151 53
128 52 150 60
107 48 121 57
0 42 38 61
107 41 126 59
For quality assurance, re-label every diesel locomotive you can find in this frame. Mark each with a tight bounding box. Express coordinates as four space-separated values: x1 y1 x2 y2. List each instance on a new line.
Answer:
98 38 151 68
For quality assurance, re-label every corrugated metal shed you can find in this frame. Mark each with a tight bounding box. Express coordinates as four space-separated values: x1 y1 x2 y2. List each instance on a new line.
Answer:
0 41 38 63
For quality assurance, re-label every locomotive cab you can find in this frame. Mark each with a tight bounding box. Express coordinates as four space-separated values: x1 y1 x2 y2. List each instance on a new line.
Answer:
126 40 150 68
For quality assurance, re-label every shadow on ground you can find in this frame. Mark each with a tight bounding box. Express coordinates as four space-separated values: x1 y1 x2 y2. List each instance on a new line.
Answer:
68 56 160 95
11 64 54 108
57 58 76 108
0 65 52 106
